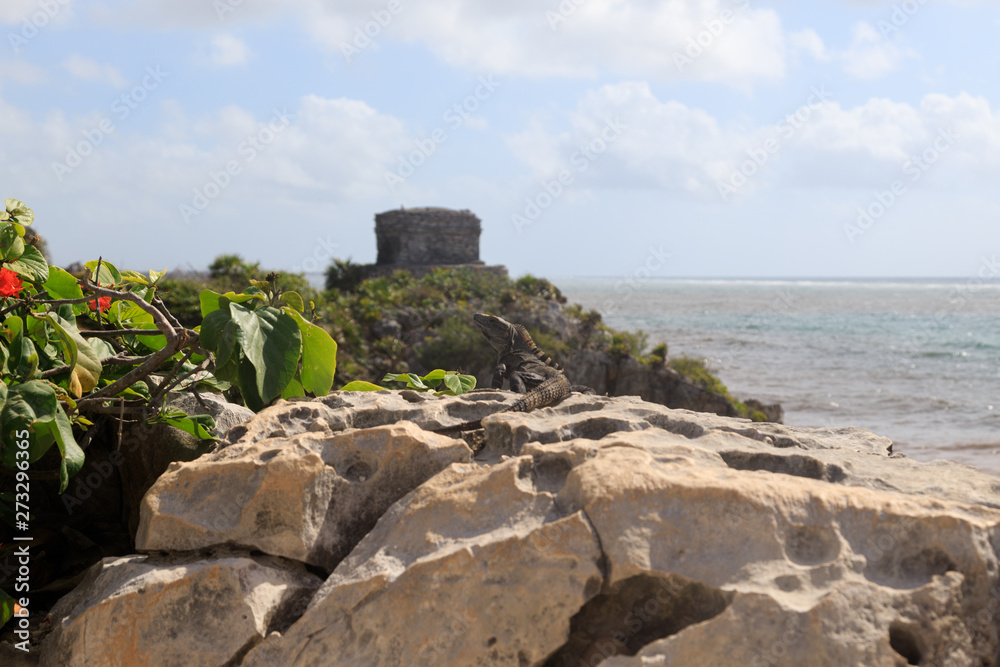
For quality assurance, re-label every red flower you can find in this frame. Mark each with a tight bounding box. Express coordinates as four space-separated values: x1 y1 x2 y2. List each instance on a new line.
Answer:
88 296 112 311
0 267 23 297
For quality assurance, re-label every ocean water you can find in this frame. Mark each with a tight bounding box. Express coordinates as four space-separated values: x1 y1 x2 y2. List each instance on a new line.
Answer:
556 278 1000 477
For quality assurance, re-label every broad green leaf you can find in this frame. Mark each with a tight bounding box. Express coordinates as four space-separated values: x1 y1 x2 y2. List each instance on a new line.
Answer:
442 374 463 394
199 289 263 317
199 306 232 351
148 268 167 285
8 244 48 283
0 223 24 260
155 409 216 440
85 260 121 286
50 404 84 493
340 381 384 392
279 291 305 313
229 303 301 402
458 374 477 393
281 377 306 399
119 270 151 286
287 309 337 396
5 199 33 226
31 311 103 396
3 316 38 379
423 369 447 380
43 266 84 300
0 380 58 466
237 354 264 411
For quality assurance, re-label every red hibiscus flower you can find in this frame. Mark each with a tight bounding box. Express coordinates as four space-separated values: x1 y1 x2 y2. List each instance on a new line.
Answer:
0 266 23 297
88 296 112 311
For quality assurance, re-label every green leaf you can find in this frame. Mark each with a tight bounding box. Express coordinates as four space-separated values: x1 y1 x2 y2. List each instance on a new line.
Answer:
0 588 15 630
0 380 58 466
155 409 217 440
279 291 305 313
5 199 33 226
50 405 84 493
229 303 301 403
340 381 385 392
199 289 263 318
85 260 121 286
30 311 102 396
237 354 264 411
43 266 84 300
281 377 306 399
2 316 38 379
442 373 463 394
458 374 477 393
0 223 25 261
8 244 48 283
287 309 337 396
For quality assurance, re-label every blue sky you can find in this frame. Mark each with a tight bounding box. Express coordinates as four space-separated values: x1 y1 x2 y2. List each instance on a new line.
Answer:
2 0 1000 279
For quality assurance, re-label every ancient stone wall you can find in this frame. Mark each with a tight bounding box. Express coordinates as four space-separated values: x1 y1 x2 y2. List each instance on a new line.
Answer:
375 207 481 266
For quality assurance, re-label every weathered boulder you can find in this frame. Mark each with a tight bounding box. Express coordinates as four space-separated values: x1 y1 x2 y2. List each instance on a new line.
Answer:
243 459 604 666
137 415 472 570
39 552 321 667
36 391 1000 665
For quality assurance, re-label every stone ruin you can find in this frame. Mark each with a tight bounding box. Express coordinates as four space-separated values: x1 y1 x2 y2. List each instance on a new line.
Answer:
361 207 507 279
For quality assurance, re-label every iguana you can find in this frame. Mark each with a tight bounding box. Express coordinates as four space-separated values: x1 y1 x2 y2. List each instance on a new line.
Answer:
434 313 589 433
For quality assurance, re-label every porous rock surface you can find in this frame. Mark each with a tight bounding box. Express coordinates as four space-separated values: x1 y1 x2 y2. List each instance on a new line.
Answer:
39 390 1000 666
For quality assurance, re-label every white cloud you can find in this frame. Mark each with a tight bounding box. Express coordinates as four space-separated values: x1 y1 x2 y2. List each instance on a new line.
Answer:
62 54 126 87
789 28 830 62
0 59 47 85
507 84 1000 198
839 21 917 80
91 0 789 86
0 91 411 267
209 33 249 68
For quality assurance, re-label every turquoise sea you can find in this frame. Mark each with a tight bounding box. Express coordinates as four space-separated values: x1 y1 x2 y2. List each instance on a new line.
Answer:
556 278 1000 476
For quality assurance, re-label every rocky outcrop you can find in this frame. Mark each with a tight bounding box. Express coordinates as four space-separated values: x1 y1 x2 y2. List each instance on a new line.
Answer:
37 390 1000 666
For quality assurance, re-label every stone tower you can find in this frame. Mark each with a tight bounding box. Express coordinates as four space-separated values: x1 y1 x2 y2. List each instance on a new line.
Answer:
374 207 482 267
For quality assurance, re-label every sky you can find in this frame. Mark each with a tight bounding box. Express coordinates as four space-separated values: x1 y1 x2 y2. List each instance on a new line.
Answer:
2 0 1000 280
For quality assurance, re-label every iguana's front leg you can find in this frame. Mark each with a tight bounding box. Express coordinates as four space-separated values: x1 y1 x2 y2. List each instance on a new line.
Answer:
491 363 507 389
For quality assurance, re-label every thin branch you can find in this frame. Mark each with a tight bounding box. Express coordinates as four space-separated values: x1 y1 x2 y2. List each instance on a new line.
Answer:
80 277 177 339
80 328 167 337
94 257 104 330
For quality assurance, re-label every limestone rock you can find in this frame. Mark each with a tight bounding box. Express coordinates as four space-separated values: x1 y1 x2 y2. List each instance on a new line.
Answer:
242 458 604 666
137 418 472 570
38 391 1000 665
39 552 320 667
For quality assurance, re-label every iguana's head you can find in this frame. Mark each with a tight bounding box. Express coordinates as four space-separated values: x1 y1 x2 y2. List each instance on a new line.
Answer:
474 312 526 353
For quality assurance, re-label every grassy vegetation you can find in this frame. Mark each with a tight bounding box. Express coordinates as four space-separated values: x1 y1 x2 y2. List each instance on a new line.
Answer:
156 255 746 409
